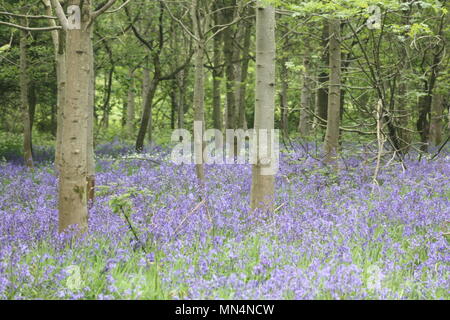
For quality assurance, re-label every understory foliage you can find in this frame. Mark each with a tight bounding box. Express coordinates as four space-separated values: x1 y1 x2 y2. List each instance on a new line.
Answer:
0 143 448 299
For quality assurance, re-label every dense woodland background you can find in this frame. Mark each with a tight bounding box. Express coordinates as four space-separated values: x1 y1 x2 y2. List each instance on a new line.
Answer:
1 0 448 155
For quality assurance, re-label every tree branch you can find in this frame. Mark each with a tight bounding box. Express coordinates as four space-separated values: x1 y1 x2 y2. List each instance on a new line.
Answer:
105 0 132 14
92 0 121 20
50 0 68 30
0 20 61 31
0 11 57 19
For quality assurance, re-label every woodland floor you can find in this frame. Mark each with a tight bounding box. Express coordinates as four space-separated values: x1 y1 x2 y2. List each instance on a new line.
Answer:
0 141 449 299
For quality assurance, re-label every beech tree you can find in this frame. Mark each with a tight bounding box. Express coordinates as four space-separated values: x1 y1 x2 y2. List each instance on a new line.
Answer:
19 14 33 168
190 0 210 181
250 1 275 210
126 67 135 137
324 18 341 163
42 0 66 169
50 0 124 233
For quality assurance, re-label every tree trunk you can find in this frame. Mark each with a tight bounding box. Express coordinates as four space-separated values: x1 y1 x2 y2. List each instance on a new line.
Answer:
395 80 411 152
315 21 329 127
250 2 275 211
237 19 251 130
177 69 186 140
299 55 312 136
28 83 37 133
58 0 91 233
212 13 223 132
191 0 206 181
127 68 135 137
28 82 37 156
135 65 158 152
324 19 341 163
416 13 444 153
19 24 33 168
170 82 176 130
223 0 237 131
430 93 444 146
279 56 289 138
43 0 66 170
101 66 114 128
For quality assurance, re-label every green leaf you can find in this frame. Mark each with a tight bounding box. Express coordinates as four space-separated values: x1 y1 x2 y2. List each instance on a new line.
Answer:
0 44 11 53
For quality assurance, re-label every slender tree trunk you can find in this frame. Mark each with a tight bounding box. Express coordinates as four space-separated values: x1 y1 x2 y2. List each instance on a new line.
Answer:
170 81 176 130
417 61 441 153
395 80 411 152
430 93 444 146
127 68 135 137
250 2 275 211
212 12 224 151
299 55 312 136
212 15 223 132
28 82 36 156
19 24 33 168
44 0 66 169
58 0 92 233
191 0 206 181
324 19 341 163
316 21 329 127
28 83 37 133
395 3 412 153
233 32 243 126
142 65 150 137
101 66 114 128
135 65 158 152
416 13 444 153
237 19 251 130
177 69 186 139
223 0 237 131
146 82 156 144
279 56 289 138
417 94 431 152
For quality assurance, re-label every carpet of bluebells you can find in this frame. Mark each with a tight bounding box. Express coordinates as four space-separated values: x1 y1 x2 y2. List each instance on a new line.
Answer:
0 140 449 300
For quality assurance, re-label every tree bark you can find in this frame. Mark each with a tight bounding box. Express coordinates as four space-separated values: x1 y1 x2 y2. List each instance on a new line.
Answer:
170 80 176 130
28 82 37 134
126 68 135 137
324 19 341 163
177 69 186 137
191 0 206 181
395 80 411 152
315 21 329 127
44 0 66 170
222 0 237 131
19 22 33 168
135 64 158 151
212 11 223 132
299 55 312 136
237 18 251 130
250 2 275 211
100 66 114 128
416 12 445 153
58 0 92 233
279 55 289 138
430 93 444 146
